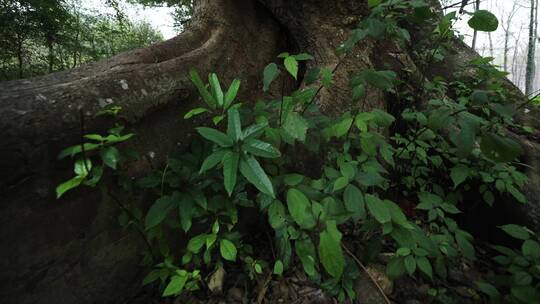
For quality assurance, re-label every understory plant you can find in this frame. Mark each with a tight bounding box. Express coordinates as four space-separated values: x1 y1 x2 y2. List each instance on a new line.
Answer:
57 0 538 302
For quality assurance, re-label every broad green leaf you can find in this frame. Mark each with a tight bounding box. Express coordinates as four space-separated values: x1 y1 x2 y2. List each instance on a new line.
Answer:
101 146 120 170
371 109 395 128
58 143 100 159
243 123 268 140
179 197 195 232
368 0 382 8
522 240 540 259
475 282 500 299
283 174 305 186
196 127 233 147
386 200 413 229
188 234 208 253
273 260 284 275
365 18 386 38
200 150 227 173
416 256 433 279
284 56 299 79
209 73 224 106
190 69 216 108
162 273 188 297
450 165 469 188
74 158 92 176
263 63 280 92
283 112 308 142
500 224 530 240
184 107 209 119
481 133 523 163
243 139 281 158
239 155 275 198
456 230 475 259
333 176 349 192
268 201 286 229
145 194 177 230
365 194 391 224
468 10 499 32
287 189 314 228
296 239 318 277
219 239 237 261
227 108 242 142
223 151 239 196
507 184 526 203
56 176 85 198
343 184 366 220
319 221 345 279
404 255 416 275
386 257 406 279
224 79 241 109
352 84 366 101
293 53 314 61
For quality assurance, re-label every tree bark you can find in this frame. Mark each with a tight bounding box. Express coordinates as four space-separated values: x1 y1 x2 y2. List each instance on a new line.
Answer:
526 0 537 95
0 1 536 303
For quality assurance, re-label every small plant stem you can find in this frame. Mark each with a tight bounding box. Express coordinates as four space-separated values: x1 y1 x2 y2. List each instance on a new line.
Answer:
342 244 392 304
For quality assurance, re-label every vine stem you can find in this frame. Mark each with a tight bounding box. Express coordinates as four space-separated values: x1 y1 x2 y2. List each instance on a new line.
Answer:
342 244 392 304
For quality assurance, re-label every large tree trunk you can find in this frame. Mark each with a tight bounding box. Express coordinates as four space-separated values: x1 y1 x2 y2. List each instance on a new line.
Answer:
0 1 537 303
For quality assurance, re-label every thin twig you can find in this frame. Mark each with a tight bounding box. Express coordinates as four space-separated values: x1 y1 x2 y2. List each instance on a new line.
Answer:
342 244 392 304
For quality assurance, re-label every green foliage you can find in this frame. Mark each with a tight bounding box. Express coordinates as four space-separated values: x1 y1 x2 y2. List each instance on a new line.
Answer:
0 0 164 80
56 1 537 303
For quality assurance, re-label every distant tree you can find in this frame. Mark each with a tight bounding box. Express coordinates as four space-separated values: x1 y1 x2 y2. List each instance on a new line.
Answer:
526 0 537 95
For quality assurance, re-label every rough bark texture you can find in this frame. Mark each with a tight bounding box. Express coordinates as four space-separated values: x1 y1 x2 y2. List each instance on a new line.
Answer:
0 1 537 303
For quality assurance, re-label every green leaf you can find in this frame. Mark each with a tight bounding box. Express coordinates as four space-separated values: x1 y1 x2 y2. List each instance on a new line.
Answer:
190 69 216 108
333 176 349 192
223 151 239 197
268 201 286 229
239 155 275 198
468 10 499 32
145 195 177 230
368 0 382 8
343 185 366 220
273 260 284 275
200 150 227 173
243 123 268 140
58 143 101 159
287 189 314 228
162 273 188 297
56 176 85 198
263 63 280 92
101 146 120 170
365 194 391 224
73 158 92 176
480 132 523 163
386 200 413 229
500 224 530 240
283 112 308 142
296 239 318 277
220 239 237 261
416 256 433 279
188 234 208 253
227 108 243 142
243 139 281 158
293 53 314 61
209 73 224 106
179 197 195 233
283 174 305 186
450 165 469 188
184 107 209 119
475 282 500 299
284 56 299 79
319 221 345 279
352 84 366 101
224 79 241 109
404 255 416 275
196 127 233 147
522 240 540 259
365 18 386 38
